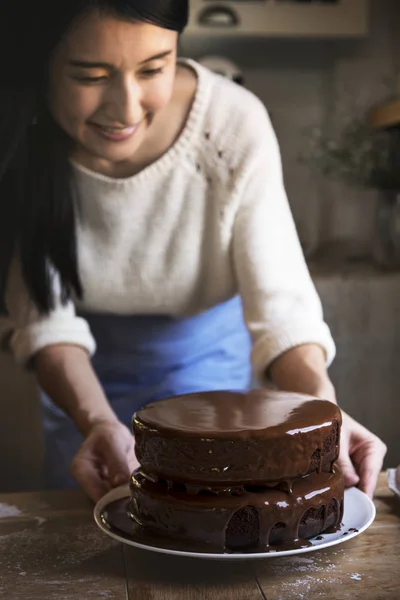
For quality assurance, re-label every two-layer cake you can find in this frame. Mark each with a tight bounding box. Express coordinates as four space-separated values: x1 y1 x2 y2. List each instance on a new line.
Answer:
129 389 344 552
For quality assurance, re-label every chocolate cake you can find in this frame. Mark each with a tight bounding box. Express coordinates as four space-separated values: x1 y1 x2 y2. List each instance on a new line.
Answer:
130 389 344 552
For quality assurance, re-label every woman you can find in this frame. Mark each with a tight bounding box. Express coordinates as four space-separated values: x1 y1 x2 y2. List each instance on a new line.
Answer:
0 0 386 501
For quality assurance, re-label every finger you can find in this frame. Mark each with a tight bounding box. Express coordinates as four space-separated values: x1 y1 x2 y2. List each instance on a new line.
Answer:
338 462 359 487
338 433 360 487
354 442 386 498
359 466 378 499
129 453 141 473
70 454 111 503
104 435 136 488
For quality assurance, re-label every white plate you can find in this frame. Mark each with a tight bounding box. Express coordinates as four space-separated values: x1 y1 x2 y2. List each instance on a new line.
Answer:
94 485 375 561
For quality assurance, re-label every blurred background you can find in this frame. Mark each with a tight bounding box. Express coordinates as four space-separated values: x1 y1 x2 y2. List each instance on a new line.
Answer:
1 0 399 492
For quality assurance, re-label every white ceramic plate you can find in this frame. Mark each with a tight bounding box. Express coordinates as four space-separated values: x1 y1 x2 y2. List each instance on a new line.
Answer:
94 485 375 561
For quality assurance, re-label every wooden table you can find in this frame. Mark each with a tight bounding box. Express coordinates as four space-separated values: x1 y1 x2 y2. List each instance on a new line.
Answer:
0 473 399 600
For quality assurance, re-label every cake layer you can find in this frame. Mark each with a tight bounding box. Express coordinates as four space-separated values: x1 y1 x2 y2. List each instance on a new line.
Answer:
133 390 341 484
129 467 344 552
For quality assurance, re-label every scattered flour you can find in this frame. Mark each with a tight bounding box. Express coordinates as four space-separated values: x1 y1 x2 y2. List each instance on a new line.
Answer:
35 517 47 527
0 530 30 542
290 557 314 565
260 548 361 600
37 579 92 585
0 503 22 518
274 574 340 600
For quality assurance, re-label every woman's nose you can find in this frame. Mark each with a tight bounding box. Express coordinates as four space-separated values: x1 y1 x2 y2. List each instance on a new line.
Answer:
105 74 144 125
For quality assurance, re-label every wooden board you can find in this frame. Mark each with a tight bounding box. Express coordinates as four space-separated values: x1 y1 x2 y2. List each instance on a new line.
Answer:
184 0 368 38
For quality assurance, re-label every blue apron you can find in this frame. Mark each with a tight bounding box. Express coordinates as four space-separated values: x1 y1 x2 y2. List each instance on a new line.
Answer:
41 296 252 489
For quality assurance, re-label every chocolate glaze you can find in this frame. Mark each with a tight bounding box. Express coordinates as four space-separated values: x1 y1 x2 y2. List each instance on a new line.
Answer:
133 389 338 436
133 390 341 483
129 467 344 552
101 497 310 554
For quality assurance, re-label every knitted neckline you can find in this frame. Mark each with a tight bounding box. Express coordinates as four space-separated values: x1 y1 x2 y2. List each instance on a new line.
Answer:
70 59 210 185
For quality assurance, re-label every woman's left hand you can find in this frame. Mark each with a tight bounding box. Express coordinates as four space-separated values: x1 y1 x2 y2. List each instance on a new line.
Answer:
269 345 387 499
338 410 387 498
313 380 387 498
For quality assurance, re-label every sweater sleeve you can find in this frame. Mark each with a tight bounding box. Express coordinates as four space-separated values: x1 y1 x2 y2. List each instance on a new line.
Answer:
232 106 335 383
5 259 96 365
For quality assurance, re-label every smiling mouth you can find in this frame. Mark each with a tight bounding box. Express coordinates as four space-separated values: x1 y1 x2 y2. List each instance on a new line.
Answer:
89 121 142 141
94 124 137 132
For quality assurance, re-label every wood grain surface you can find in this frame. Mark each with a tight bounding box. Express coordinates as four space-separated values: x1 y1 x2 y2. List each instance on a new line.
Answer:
0 473 399 600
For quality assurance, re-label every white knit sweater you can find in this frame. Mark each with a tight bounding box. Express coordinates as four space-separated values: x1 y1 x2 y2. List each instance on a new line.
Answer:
6 59 335 381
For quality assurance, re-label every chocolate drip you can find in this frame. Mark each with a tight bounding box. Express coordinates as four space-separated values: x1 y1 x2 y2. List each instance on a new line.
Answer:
129 468 344 552
140 477 299 498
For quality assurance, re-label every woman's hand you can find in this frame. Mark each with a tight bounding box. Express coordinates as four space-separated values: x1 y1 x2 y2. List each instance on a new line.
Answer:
34 345 140 502
310 380 387 498
311 380 387 498
338 411 387 498
269 344 387 498
70 419 140 502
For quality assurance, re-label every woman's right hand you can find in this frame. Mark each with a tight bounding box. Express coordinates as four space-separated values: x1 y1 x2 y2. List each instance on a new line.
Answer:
34 345 140 502
70 419 140 502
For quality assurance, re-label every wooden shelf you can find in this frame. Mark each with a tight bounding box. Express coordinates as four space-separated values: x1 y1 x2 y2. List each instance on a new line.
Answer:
370 98 400 129
184 0 369 38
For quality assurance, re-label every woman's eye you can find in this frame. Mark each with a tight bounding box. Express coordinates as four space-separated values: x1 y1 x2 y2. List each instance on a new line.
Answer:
75 76 108 83
142 67 164 77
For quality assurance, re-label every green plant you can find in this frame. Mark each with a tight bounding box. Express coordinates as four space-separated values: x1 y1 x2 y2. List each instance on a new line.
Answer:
303 111 400 191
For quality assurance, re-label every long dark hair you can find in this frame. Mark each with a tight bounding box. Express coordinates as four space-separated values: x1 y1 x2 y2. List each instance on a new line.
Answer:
0 1 188 314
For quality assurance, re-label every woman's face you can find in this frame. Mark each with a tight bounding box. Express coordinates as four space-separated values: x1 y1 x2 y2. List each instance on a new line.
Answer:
49 11 178 165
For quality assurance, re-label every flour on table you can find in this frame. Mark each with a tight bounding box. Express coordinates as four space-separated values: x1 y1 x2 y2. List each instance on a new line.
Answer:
0 503 22 518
